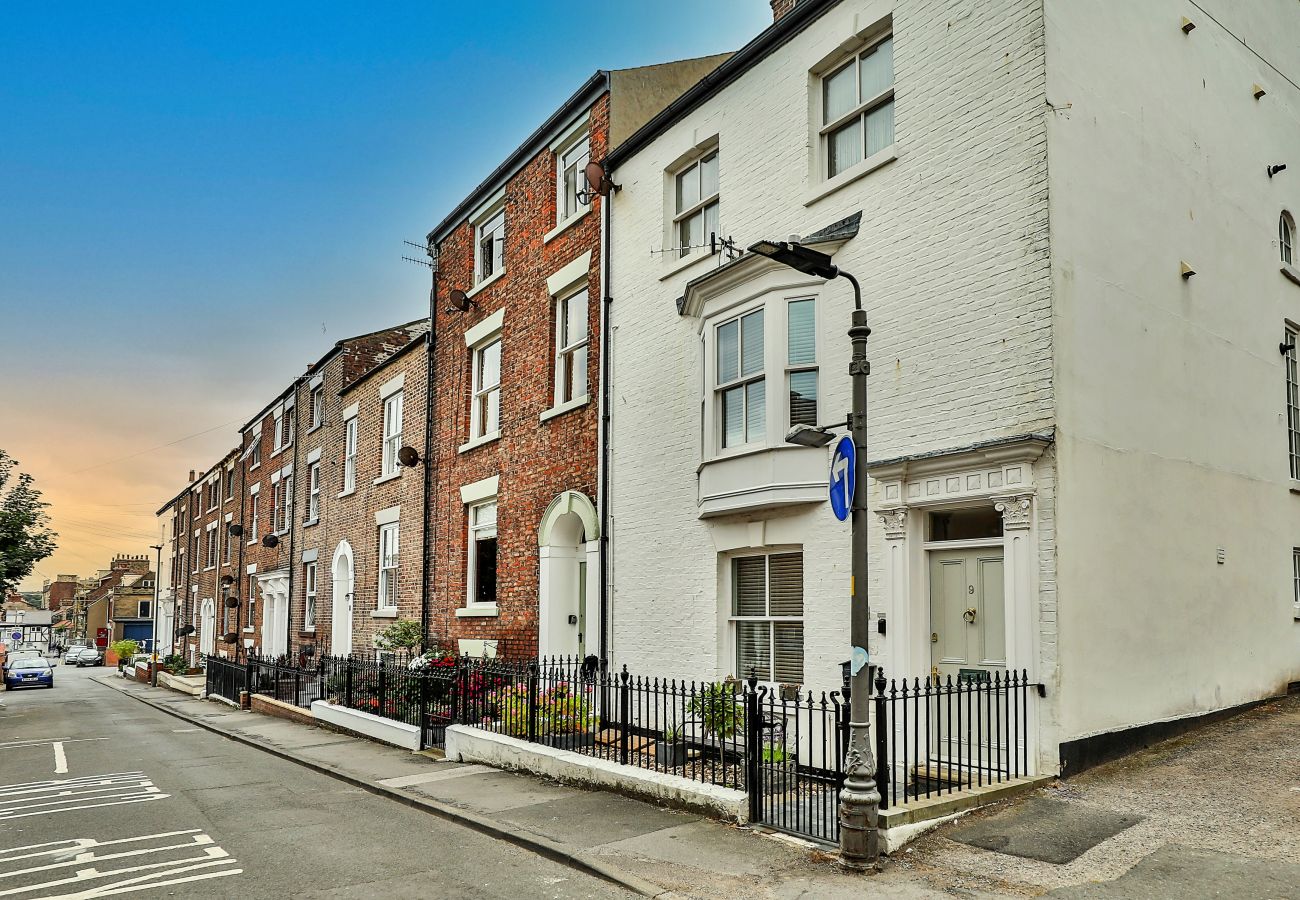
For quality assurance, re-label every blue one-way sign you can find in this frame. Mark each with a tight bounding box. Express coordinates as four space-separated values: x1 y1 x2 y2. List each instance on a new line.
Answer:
829 435 855 522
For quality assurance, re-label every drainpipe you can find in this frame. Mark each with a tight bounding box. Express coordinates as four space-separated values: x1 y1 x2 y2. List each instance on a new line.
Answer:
287 383 303 659
420 244 439 654
597 172 613 664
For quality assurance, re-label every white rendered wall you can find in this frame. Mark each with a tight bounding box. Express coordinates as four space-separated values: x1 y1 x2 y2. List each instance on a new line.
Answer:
607 0 1055 694
1045 0 1300 746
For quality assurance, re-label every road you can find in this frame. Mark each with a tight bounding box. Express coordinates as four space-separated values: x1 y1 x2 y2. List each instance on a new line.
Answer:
0 663 630 899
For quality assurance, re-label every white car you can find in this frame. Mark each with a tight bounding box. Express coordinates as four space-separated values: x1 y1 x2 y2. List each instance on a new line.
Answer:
63 644 91 664
68 647 103 667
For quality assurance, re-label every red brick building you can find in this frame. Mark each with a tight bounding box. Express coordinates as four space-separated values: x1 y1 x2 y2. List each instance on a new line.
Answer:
425 59 728 660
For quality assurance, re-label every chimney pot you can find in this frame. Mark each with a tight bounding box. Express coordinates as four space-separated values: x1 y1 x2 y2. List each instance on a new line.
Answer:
770 0 797 21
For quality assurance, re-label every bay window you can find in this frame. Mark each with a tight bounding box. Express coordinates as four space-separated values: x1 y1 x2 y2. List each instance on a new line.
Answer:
787 299 818 427
716 309 765 449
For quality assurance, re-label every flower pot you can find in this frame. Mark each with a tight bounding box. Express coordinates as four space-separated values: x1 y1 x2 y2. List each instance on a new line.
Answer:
655 740 687 767
543 732 595 751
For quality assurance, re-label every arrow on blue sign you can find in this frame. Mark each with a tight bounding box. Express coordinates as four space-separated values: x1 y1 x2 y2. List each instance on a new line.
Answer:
829 435 855 522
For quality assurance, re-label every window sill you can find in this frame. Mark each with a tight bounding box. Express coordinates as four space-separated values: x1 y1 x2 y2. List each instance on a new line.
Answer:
466 270 505 301
337 487 356 499
1282 264 1300 288
247 539 259 546
243 627 255 633
299 629 316 637
540 394 589 423
308 423 323 434
659 247 718 282
302 517 320 528
371 608 398 620
373 471 402 486
203 566 216 572
1290 479 1300 495
544 207 590 244
456 604 499 618
249 463 260 471
803 145 897 208
459 431 501 454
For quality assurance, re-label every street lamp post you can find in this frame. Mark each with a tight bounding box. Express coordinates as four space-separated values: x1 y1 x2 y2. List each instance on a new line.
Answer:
149 544 163 687
748 239 880 869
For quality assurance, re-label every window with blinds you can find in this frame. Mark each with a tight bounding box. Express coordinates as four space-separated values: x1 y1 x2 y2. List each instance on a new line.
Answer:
731 552 804 683
787 299 817 428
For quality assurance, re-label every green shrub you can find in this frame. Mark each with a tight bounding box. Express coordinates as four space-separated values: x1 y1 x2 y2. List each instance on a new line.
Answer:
688 681 744 740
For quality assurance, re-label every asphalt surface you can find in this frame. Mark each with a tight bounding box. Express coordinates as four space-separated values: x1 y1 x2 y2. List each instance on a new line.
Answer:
0 664 631 898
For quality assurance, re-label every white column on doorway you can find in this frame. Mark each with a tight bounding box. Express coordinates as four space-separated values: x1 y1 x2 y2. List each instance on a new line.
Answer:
993 494 1036 682
876 507 909 682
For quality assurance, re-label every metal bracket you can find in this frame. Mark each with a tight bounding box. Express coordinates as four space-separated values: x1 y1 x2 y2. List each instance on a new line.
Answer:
848 360 871 376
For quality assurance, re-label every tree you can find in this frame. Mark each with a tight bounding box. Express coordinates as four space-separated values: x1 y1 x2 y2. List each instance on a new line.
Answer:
0 450 57 594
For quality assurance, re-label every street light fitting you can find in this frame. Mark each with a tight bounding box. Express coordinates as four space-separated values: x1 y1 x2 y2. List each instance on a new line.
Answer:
785 423 837 448
748 239 839 280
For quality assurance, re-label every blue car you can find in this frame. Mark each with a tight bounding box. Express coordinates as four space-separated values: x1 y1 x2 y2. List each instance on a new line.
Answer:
5 657 54 690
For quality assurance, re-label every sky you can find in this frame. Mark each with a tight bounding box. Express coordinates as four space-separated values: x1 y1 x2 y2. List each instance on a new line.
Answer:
0 0 770 591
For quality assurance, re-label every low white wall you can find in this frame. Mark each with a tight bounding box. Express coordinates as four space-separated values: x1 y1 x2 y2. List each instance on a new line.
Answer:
445 725 749 822
310 700 420 751
158 671 204 696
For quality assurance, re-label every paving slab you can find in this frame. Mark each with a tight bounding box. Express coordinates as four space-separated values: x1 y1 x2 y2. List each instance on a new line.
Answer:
493 791 694 848
947 797 1142 864
593 819 776 877
411 769 582 813
1044 846 1300 899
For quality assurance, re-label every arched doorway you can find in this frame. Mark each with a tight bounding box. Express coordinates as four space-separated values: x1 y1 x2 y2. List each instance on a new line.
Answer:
537 491 599 658
199 598 217 657
331 541 354 657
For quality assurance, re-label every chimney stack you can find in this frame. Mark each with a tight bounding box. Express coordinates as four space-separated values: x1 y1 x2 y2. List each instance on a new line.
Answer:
188 469 196 482
771 0 797 21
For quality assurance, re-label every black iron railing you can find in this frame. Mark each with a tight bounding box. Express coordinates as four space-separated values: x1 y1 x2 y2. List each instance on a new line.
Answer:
204 655 247 704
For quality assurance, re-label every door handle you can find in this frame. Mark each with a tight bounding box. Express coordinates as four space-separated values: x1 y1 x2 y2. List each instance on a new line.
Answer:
963 608 977 623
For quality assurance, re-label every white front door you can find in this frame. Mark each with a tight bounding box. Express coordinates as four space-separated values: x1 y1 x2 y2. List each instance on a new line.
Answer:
199 599 216 657
928 548 1006 682
332 548 353 657
259 574 289 657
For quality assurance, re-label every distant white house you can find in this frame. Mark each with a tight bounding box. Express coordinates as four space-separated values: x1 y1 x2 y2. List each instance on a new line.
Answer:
602 0 1300 777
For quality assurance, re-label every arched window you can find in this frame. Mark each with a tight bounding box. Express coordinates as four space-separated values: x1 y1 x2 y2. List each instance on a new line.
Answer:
1282 211 1296 266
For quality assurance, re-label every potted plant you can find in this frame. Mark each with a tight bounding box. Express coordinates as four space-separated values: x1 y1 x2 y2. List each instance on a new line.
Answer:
655 724 688 767
688 680 744 757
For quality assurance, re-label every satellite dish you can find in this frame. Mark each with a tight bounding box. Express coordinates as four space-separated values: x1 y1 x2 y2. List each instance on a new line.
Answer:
448 288 472 312
224 596 240 609
301 644 316 658
228 523 243 537
177 625 195 636
585 161 609 196
222 631 238 643
397 446 421 467
261 533 279 549
220 574 235 585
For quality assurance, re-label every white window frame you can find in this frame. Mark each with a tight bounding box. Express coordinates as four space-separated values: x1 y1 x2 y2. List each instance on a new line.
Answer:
1282 211 1296 266
223 516 233 565
1287 323 1300 481
714 307 766 451
205 523 218 570
138 599 151 618
343 415 358 493
556 130 591 225
381 391 404 478
671 150 719 258
272 409 285 453
279 474 293 534
247 572 257 627
470 338 502 442
554 287 589 405
467 499 498 608
786 298 819 429
250 436 261 469
307 461 321 522
310 384 324 430
377 522 399 612
474 204 506 286
819 33 895 181
248 485 260 543
304 561 318 630
727 550 805 684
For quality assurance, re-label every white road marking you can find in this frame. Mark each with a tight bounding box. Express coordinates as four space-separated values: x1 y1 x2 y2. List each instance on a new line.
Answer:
0 773 168 820
377 765 493 787
0 738 107 751
169 729 198 734
0 829 240 897
53 742 68 775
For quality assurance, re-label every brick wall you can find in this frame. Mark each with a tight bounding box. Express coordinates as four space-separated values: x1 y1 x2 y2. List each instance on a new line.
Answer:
426 95 608 660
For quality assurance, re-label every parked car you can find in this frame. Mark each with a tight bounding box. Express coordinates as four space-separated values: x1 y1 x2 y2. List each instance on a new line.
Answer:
5 657 54 690
63 644 91 664
68 647 103 667
2 649 41 674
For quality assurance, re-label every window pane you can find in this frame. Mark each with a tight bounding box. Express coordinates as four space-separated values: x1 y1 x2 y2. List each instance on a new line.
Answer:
475 538 498 604
701 201 720 248
473 501 497 528
480 340 501 389
717 320 739 383
789 370 818 427
768 553 804 616
745 379 766 443
721 385 744 448
700 152 719 199
736 621 772 681
788 299 815 364
824 60 857 123
865 99 895 156
740 310 764 377
859 37 893 99
566 291 588 343
571 344 588 399
773 623 804 683
485 387 500 434
828 118 863 177
676 164 699 213
679 211 701 256
734 556 767 615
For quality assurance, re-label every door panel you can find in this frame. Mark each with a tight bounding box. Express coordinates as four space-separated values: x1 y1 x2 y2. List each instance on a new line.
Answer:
977 556 1006 667
928 549 1006 680
930 556 971 672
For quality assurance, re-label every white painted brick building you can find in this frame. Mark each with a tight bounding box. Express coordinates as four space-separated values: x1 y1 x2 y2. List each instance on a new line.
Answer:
602 0 1300 776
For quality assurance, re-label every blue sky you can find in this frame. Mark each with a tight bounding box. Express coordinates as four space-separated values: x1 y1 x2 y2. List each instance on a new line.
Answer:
0 0 770 588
